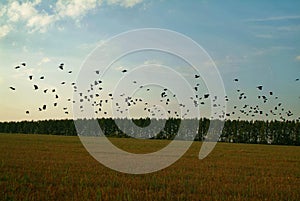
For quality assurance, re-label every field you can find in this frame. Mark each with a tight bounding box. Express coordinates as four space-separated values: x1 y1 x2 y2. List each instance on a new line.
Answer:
0 134 300 201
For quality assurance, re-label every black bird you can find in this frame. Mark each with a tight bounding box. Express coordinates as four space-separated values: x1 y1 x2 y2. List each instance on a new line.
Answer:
9 86 16 90
40 76 44 79
26 111 29 114
15 66 20 69
122 69 128 73
257 86 263 90
270 91 273 95
195 75 200 78
59 64 64 70
34 85 38 90
54 103 57 107
29 75 33 80
21 63 26 66
234 78 238 82
204 94 209 99
296 78 299 81
43 89 48 93
42 105 46 110
68 71 72 74
61 82 65 85
95 70 100 74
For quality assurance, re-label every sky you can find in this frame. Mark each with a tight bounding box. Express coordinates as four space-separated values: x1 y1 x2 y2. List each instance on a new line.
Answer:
0 0 300 122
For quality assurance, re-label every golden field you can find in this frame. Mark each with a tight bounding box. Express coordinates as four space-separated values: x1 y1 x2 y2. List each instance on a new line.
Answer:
0 134 299 201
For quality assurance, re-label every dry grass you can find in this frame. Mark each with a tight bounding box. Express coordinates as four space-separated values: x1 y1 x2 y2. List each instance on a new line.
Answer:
0 134 299 201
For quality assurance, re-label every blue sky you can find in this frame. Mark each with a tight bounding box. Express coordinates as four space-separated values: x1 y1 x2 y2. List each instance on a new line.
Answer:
0 0 299 121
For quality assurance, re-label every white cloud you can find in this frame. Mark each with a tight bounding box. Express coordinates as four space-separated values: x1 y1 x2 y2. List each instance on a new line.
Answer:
55 0 100 19
244 15 300 22
295 55 300 61
26 13 56 33
0 0 143 39
42 57 50 62
5 1 56 33
106 0 143 8
38 57 51 65
7 1 37 22
0 6 6 17
0 25 12 39
255 34 273 39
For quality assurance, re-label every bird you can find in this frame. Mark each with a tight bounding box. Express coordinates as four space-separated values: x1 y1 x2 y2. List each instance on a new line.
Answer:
270 91 273 95
68 71 72 74
26 111 29 114
42 105 46 110
95 70 100 74
296 78 299 81
59 64 64 70
15 66 20 69
40 76 44 80
29 75 33 80
257 86 263 90
122 69 128 73
9 87 16 90
195 75 200 78
34 85 38 90
43 89 48 93
234 78 239 82
21 63 26 66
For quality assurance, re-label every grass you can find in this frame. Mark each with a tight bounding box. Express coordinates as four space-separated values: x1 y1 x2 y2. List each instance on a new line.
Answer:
0 133 300 201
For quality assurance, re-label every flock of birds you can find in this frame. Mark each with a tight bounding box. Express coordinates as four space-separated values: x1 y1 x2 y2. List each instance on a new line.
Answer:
9 62 300 122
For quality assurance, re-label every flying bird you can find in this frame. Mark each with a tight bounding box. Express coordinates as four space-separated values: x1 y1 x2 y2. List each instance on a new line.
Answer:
9 86 16 90
234 78 239 82
34 85 38 90
15 66 20 69
29 75 33 80
257 86 263 90
59 64 64 70
122 69 128 73
21 63 26 66
204 94 209 99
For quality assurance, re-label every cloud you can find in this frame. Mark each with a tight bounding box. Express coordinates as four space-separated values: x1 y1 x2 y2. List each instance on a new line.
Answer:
244 15 300 22
295 55 300 61
106 0 143 8
26 13 56 33
0 25 12 38
255 34 273 39
38 57 51 65
55 0 100 19
5 1 56 33
0 0 144 39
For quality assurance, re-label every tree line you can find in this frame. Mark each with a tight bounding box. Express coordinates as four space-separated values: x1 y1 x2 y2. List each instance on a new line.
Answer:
0 118 299 145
